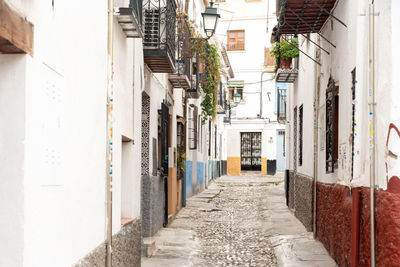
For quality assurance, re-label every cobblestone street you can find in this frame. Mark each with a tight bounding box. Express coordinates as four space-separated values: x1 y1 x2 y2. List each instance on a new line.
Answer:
142 174 336 267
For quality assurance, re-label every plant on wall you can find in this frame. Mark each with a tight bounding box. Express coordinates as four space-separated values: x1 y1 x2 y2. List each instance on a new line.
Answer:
270 38 299 59
177 12 221 121
190 38 221 122
270 38 299 68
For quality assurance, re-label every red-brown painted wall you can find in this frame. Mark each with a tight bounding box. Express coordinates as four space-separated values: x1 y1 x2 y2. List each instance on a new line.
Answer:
316 179 400 266
316 183 352 266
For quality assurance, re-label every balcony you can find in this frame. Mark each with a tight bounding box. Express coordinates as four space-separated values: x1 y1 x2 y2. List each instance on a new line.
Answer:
275 0 339 35
275 56 298 83
275 68 298 83
186 52 205 98
143 0 176 73
168 19 191 89
116 0 143 38
217 82 227 114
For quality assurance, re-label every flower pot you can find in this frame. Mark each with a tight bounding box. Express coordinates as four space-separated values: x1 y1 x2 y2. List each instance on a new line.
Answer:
280 58 292 69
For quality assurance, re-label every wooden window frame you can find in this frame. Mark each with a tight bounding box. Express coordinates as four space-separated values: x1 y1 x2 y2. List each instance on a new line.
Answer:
227 30 245 51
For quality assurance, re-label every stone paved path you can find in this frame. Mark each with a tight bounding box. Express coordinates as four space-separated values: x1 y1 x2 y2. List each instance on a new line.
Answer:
142 174 336 267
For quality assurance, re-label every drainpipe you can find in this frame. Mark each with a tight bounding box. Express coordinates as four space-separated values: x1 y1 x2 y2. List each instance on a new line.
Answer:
368 3 376 266
106 0 114 266
312 35 320 239
260 70 271 118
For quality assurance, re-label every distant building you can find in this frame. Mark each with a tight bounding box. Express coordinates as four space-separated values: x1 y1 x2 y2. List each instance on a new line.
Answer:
215 0 285 176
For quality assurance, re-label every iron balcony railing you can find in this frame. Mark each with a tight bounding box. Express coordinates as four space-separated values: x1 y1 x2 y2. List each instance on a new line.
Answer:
142 0 176 71
176 18 191 77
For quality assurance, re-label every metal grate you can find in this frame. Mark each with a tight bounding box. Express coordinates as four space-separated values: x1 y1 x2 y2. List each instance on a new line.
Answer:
188 105 198 150
299 105 303 166
240 132 262 171
325 78 337 173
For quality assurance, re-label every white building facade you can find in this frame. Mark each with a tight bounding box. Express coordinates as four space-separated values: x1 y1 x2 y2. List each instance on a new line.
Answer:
215 0 285 176
277 0 400 265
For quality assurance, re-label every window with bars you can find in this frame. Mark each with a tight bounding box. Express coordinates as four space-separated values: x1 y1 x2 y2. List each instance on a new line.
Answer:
188 105 198 149
325 78 339 173
299 105 303 166
227 30 245 51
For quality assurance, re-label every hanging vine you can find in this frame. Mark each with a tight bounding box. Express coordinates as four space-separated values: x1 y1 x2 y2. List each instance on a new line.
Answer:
190 38 221 122
177 12 221 122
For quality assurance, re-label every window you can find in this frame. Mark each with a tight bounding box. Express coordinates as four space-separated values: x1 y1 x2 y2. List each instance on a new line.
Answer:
227 30 245 51
264 48 275 67
299 105 303 166
326 78 339 173
276 85 287 120
188 105 198 149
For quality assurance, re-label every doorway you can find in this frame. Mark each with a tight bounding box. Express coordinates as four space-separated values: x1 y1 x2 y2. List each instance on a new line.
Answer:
240 132 262 171
276 130 286 171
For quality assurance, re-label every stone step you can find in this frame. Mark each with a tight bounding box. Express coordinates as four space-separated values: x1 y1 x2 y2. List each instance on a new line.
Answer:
142 237 156 258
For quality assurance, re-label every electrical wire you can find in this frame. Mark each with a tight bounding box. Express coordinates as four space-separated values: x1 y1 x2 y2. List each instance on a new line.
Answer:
221 78 274 86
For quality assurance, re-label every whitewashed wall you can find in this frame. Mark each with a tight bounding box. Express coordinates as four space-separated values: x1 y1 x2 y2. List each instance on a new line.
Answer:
0 55 26 267
1 0 146 266
285 0 395 189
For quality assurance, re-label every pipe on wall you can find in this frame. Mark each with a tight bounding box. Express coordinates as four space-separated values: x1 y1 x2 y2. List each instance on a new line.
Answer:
368 3 376 266
106 0 114 266
312 35 320 238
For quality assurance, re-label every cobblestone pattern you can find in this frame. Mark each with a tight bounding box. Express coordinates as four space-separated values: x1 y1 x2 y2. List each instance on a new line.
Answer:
294 173 313 232
172 176 279 267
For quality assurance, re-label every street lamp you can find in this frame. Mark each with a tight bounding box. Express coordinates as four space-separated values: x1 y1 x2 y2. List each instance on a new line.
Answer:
201 1 220 38
233 93 241 105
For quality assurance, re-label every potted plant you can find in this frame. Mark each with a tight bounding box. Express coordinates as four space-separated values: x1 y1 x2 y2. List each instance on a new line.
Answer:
270 38 299 69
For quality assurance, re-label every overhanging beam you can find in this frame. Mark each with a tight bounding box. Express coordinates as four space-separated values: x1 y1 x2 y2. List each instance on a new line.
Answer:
0 0 33 55
310 0 347 28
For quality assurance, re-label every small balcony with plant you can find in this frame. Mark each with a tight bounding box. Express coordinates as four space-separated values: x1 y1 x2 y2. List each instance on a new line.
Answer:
270 38 299 83
142 0 177 73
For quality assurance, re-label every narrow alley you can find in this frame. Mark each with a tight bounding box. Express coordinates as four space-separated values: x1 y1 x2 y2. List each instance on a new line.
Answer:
142 174 336 267
2 0 400 265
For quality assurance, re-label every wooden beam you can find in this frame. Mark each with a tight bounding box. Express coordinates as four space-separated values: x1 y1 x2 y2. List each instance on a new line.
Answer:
0 0 33 55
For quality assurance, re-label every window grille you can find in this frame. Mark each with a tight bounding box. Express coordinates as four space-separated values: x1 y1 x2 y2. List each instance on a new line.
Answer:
188 105 198 149
299 105 303 166
326 78 339 173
